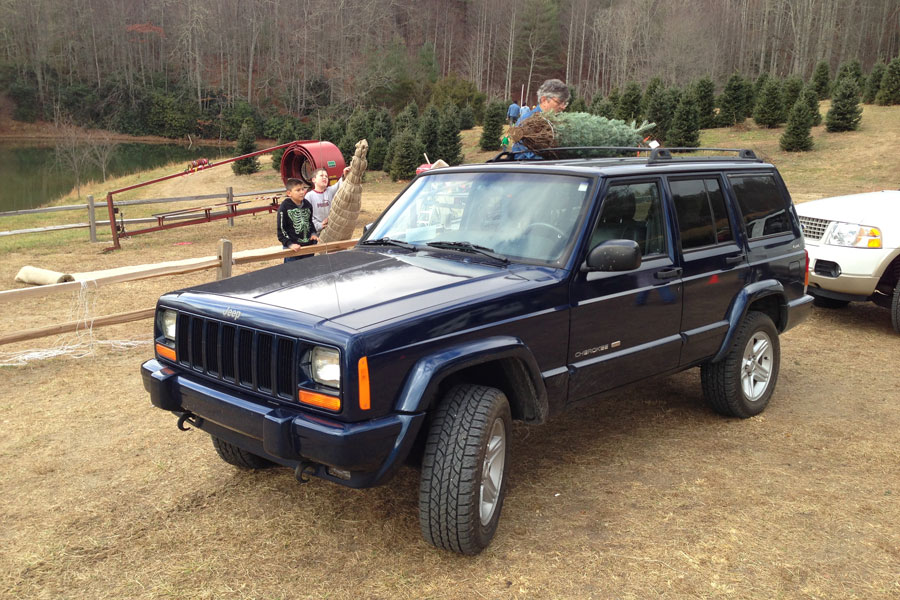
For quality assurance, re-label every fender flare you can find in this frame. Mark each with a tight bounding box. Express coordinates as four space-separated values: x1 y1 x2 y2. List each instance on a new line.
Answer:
394 336 548 421
711 280 786 363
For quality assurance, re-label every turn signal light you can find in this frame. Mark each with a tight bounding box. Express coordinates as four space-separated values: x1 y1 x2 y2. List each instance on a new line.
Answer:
156 343 176 362
358 356 371 410
298 390 341 411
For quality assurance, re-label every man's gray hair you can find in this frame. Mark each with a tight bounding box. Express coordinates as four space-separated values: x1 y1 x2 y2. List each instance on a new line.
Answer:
537 79 570 103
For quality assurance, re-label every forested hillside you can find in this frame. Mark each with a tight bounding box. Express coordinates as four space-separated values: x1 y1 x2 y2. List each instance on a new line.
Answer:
1 0 898 138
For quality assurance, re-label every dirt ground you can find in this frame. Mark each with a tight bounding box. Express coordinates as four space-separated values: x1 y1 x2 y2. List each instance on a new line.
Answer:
2 107 900 598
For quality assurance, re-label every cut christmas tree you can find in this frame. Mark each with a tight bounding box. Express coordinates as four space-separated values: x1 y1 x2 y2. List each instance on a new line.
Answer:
509 111 654 157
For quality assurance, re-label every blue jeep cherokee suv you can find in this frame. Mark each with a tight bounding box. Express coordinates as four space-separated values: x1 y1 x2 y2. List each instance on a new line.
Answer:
142 147 812 554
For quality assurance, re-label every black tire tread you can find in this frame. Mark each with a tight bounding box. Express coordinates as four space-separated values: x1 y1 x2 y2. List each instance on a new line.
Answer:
211 435 274 469
419 384 510 555
701 311 780 418
892 285 900 334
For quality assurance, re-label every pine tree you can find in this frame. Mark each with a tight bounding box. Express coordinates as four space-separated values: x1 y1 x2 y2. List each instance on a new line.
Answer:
616 81 643 122
826 78 863 132
801 84 822 126
836 59 864 90
642 77 663 117
389 128 424 181
694 77 717 129
863 62 887 104
232 118 260 175
437 105 463 165
347 108 370 142
646 86 678 142
394 102 420 133
418 105 441 162
368 136 388 171
568 97 588 113
271 120 297 171
812 61 831 100
782 76 805 114
606 87 621 114
372 108 393 141
780 99 814 152
753 79 785 128
752 72 770 105
875 57 900 106
338 130 357 164
479 101 506 151
667 92 701 147
589 94 616 119
739 75 755 120
459 105 476 129
717 74 746 126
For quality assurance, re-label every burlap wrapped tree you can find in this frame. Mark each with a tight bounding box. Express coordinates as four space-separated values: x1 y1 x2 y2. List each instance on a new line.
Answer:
319 139 368 243
509 111 654 157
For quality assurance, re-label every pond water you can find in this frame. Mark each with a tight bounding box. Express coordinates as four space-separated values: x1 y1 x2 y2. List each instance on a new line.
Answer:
0 141 232 212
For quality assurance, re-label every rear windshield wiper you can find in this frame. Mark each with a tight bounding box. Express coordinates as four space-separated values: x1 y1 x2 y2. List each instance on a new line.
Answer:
426 241 509 263
359 237 419 251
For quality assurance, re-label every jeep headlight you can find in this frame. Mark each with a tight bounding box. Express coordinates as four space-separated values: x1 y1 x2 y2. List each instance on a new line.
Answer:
159 309 177 342
825 222 882 248
310 346 341 388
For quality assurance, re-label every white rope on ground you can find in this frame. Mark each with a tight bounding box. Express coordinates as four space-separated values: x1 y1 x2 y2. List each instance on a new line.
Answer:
0 281 152 367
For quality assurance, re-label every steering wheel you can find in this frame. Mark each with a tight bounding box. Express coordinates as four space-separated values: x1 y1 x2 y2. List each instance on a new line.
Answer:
524 222 566 238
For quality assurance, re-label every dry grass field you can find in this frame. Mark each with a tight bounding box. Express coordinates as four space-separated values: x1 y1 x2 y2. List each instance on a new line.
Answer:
1 106 899 599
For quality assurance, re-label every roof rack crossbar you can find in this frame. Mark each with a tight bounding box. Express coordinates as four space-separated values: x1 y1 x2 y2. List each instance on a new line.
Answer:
648 147 759 164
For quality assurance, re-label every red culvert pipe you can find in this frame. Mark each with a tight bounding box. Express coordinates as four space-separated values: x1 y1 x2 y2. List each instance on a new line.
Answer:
280 141 346 187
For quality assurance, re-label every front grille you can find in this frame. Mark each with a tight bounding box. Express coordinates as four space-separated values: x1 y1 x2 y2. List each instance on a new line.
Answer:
175 313 297 399
799 216 829 241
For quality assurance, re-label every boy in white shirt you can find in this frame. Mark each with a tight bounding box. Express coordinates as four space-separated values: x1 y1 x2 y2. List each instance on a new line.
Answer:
305 166 351 234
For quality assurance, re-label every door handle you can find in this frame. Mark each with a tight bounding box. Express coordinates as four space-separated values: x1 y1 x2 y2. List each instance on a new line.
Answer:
725 254 745 265
654 267 683 280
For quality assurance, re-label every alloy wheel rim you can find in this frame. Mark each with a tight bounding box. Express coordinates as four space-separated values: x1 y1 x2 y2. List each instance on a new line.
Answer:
479 418 506 526
741 330 773 402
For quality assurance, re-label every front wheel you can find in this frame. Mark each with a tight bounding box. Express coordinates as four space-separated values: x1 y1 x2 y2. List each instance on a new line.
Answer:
892 284 900 334
701 311 780 418
419 384 512 555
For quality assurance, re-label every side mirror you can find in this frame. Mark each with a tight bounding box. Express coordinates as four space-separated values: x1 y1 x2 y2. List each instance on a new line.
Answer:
362 222 374 236
581 239 642 272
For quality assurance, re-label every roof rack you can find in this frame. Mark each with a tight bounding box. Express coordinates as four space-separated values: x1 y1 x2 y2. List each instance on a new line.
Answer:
487 146 760 164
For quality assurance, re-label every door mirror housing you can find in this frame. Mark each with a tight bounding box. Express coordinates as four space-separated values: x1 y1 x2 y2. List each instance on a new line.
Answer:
582 239 642 272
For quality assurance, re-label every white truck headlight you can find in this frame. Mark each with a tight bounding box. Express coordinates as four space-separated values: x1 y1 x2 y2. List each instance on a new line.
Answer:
825 222 882 248
310 346 341 388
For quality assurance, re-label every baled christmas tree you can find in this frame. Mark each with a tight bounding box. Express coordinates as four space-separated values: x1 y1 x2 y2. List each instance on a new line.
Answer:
509 111 654 156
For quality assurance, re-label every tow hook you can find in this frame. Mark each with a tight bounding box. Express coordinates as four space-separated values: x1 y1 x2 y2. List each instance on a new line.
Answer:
176 412 203 431
294 461 317 484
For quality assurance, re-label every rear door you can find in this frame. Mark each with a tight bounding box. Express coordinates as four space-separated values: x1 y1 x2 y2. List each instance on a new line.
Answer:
667 174 749 365
567 178 683 402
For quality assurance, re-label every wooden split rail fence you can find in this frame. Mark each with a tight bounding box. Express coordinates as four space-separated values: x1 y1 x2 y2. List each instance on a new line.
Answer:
0 238 358 346
0 187 283 241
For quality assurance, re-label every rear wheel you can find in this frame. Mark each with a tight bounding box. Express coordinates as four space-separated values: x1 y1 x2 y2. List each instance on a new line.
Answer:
813 295 850 309
701 311 780 418
419 384 511 555
211 436 274 469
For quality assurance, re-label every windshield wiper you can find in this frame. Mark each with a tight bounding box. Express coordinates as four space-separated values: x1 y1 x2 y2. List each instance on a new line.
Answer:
426 241 509 263
359 237 419 251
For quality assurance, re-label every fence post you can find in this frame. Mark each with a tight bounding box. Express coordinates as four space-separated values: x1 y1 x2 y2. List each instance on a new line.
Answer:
87 195 97 242
226 187 234 227
217 239 233 280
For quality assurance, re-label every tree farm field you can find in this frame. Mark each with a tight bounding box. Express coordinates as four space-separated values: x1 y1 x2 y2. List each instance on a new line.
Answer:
2 108 900 599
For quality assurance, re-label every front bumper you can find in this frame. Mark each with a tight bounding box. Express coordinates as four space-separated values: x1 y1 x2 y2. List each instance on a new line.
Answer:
805 242 893 297
141 359 425 488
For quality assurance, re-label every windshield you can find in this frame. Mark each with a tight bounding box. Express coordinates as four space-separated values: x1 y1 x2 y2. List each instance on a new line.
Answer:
365 171 594 265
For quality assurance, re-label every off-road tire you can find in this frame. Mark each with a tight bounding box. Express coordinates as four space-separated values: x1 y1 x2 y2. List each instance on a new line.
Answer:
701 311 780 418
419 384 512 555
211 436 274 469
892 284 900 334
813 295 850 309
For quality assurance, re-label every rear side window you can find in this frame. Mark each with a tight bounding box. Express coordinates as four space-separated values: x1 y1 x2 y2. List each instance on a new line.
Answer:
669 178 734 249
729 174 792 239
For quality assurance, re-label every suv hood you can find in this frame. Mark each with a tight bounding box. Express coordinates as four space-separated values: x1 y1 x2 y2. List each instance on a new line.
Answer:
796 190 900 228
181 249 554 330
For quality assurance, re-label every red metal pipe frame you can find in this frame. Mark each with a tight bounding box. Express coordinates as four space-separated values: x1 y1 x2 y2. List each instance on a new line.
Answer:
105 141 307 250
